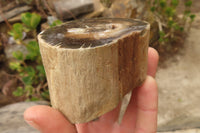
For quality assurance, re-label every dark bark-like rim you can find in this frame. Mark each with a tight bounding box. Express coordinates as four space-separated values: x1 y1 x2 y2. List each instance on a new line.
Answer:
39 18 149 49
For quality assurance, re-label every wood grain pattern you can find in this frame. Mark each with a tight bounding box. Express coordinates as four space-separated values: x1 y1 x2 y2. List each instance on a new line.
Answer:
38 18 150 123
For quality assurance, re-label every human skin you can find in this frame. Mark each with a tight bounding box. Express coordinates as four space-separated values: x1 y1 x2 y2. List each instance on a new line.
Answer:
24 47 159 133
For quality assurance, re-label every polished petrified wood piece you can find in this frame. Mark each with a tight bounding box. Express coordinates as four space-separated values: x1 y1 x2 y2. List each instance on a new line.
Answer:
38 18 150 124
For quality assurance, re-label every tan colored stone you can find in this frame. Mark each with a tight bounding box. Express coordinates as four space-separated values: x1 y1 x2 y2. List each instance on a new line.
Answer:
38 18 150 123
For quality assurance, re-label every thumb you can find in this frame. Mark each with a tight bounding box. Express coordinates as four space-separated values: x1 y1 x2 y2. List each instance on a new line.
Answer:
24 105 77 133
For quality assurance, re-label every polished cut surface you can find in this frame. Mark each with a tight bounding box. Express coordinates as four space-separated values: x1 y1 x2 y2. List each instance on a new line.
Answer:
40 18 148 48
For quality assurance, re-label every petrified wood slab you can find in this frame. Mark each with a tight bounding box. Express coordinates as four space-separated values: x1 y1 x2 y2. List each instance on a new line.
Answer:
38 18 150 124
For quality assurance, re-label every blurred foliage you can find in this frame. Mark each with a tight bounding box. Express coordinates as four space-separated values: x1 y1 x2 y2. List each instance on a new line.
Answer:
10 40 48 101
8 11 63 101
8 12 49 101
50 20 63 27
149 0 196 45
8 23 23 41
8 12 41 44
21 12 41 30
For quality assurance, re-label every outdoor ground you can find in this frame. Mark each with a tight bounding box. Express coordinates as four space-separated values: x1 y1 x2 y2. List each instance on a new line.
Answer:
156 14 200 132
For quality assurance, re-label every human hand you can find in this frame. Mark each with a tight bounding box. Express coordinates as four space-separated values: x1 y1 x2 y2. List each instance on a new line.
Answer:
24 47 159 133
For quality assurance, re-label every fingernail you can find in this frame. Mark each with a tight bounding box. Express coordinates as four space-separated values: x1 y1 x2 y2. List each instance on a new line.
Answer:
25 120 40 130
